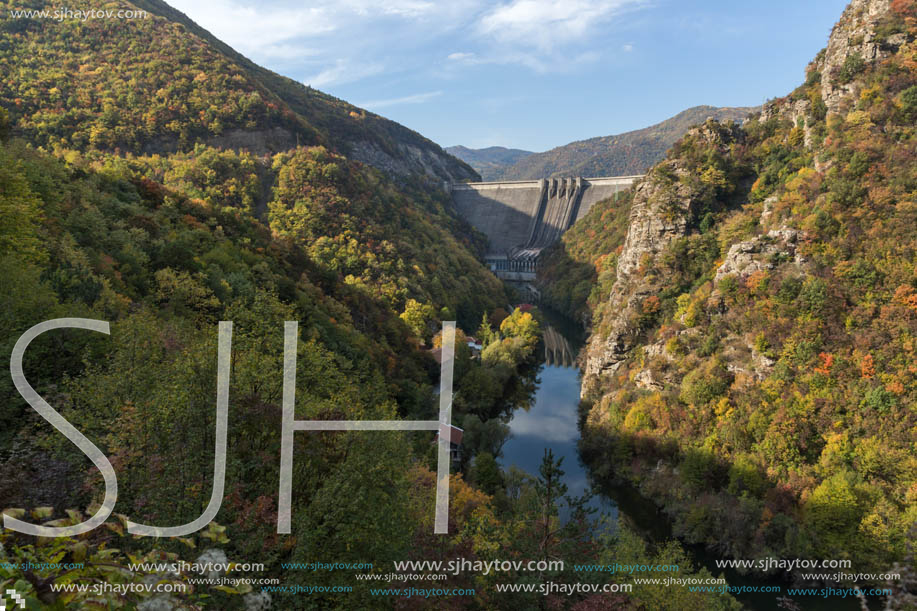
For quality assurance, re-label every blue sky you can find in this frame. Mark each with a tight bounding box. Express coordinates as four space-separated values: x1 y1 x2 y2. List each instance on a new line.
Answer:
168 0 850 152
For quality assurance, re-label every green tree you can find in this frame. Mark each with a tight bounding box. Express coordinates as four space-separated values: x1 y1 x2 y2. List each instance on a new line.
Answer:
471 451 504 495
399 298 436 340
499 308 540 344
803 471 865 557
0 147 46 264
477 311 496 346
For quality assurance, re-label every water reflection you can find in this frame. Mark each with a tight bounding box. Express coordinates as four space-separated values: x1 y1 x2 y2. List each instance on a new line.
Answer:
543 325 576 368
503 367 579 443
499 319 615 518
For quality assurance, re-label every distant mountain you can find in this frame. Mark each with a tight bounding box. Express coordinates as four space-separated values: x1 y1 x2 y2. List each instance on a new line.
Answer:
445 145 534 181
496 105 757 180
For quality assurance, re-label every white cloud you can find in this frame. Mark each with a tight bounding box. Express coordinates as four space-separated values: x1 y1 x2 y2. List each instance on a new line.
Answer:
507 408 578 442
622 43 634 52
359 90 443 109
168 0 335 58
477 0 644 52
342 0 439 18
464 48 602 73
168 0 483 87
257 43 321 59
573 50 601 63
166 0 647 91
304 59 385 88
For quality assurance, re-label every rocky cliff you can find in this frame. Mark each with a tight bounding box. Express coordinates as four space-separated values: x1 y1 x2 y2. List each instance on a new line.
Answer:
582 121 743 387
585 0 913 385
758 0 913 134
574 0 917 575
814 0 906 114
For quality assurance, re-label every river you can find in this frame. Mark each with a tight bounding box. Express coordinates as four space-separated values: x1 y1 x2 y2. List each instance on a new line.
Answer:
498 308 875 611
498 311 615 521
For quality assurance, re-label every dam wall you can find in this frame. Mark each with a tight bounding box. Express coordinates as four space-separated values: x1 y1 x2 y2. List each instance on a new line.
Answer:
450 179 544 255
450 175 642 262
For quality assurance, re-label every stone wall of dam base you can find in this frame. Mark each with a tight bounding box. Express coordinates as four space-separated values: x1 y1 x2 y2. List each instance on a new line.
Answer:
450 176 642 259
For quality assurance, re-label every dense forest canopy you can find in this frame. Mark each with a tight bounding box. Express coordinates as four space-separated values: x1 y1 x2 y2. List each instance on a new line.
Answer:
1 0 915 608
0 0 746 608
538 0 917 583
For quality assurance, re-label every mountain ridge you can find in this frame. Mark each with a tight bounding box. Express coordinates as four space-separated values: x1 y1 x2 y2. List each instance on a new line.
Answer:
2 0 478 183
444 145 535 181
448 105 757 181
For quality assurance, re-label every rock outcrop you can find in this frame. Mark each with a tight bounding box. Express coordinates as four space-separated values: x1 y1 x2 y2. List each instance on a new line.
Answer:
582 122 742 387
756 0 913 159
713 228 806 283
814 0 901 115
350 139 479 184
760 0 912 124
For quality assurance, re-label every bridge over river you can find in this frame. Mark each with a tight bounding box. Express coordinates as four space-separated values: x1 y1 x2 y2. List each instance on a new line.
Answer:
449 175 642 280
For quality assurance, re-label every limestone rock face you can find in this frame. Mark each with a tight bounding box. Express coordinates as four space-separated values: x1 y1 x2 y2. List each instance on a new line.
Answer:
757 0 912 148
634 368 664 391
816 0 895 115
758 99 814 147
713 228 806 283
581 165 688 382
350 140 478 183
582 122 741 387
807 0 912 117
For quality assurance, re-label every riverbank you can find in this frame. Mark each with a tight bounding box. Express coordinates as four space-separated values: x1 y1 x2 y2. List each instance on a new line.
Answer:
510 307 877 610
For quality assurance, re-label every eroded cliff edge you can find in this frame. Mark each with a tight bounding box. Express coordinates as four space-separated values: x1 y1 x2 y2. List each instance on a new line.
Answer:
574 0 917 583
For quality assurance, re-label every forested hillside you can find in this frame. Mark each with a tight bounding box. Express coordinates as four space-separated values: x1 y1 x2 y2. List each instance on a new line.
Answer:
0 132 738 609
542 0 917 581
0 0 476 182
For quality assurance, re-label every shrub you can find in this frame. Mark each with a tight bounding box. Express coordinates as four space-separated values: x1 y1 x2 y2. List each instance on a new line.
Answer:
727 455 767 497
838 53 865 84
681 448 724 490
680 360 733 406
698 332 720 357
717 275 738 297
624 404 653 432
803 471 864 555
860 386 896 413
899 85 917 122
799 277 828 316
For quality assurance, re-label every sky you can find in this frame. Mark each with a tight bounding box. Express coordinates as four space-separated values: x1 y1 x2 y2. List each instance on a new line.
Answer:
167 0 850 152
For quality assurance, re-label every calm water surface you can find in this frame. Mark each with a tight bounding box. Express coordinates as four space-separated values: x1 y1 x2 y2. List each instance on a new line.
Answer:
498 327 615 520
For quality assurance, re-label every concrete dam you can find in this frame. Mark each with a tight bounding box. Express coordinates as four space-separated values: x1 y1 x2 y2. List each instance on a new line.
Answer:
450 176 641 280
